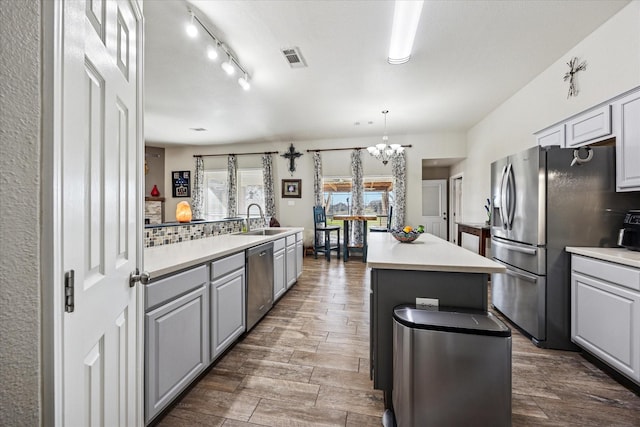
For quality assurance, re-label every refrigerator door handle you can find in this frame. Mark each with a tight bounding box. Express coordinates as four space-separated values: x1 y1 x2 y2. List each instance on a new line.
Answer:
506 164 516 229
493 258 538 283
491 239 537 255
499 165 509 229
505 268 538 283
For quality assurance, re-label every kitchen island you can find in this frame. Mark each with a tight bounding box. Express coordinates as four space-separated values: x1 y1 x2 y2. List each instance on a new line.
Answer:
366 232 506 408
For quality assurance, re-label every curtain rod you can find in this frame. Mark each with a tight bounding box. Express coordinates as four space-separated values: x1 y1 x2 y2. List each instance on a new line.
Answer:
306 144 412 153
193 151 279 158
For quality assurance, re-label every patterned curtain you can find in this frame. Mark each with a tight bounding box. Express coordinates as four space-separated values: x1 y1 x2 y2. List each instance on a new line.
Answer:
351 149 364 245
313 152 323 206
262 153 276 219
191 156 205 220
227 154 238 218
392 151 407 229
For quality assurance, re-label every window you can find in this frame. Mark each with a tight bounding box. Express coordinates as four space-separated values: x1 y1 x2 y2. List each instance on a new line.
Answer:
203 168 264 220
323 176 394 228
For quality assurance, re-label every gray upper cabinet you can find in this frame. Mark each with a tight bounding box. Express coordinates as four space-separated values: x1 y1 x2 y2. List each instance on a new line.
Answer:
210 252 246 360
144 265 209 424
614 89 640 192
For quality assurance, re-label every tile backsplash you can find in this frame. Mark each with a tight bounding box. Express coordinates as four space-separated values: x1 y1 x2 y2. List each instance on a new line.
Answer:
144 218 265 248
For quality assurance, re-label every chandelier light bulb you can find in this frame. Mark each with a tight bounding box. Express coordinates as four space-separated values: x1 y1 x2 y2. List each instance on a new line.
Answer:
376 143 387 151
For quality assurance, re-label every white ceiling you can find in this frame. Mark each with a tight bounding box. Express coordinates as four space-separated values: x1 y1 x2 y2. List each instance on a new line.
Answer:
144 0 629 147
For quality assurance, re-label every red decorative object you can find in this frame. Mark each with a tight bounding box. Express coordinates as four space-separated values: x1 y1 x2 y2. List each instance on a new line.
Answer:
150 184 160 197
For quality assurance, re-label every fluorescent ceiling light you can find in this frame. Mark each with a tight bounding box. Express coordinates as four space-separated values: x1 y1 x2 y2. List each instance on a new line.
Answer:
388 0 424 64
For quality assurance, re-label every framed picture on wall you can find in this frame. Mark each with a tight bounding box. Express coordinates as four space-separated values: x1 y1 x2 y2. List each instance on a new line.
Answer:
282 179 301 198
172 170 191 198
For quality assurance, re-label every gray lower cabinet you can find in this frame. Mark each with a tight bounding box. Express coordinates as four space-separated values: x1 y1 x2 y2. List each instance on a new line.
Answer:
296 232 303 279
210 252 246 360
273 238 286 301
571 254 640 384
286 235 297 288
144 265 209 424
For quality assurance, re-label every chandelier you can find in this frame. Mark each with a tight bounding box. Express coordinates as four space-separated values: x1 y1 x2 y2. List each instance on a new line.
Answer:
367 110 404 165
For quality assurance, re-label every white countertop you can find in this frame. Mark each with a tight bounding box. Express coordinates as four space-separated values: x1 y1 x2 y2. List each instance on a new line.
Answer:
566 246 640 268
144 228 303 279
366 232 506 273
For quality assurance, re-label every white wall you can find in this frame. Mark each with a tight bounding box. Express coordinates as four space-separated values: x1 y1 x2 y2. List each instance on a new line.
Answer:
0 1 42 425
459 1 640 224
161 132 466 244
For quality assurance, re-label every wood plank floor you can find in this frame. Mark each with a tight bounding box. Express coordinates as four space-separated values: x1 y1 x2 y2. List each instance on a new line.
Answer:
158 257 640 426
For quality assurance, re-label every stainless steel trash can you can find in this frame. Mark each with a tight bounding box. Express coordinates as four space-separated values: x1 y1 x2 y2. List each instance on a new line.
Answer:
392 304 512 427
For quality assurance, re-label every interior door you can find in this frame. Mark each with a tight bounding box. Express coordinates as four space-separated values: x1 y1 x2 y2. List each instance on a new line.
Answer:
59 1 143 425
422 179 448 239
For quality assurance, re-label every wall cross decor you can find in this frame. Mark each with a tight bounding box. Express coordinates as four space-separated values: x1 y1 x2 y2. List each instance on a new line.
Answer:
563 57 587 98
281 143 303 175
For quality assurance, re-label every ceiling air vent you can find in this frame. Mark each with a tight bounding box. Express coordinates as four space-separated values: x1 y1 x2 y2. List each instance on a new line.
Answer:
281 47 307 68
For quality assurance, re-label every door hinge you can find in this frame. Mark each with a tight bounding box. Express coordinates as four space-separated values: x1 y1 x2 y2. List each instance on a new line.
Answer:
64 270 75 313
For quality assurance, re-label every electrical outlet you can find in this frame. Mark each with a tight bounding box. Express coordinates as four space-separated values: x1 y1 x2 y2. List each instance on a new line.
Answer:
416 297 439 308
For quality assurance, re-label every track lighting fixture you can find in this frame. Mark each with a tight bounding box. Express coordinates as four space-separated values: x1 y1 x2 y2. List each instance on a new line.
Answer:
186 11 198 38
221 55 236 75
186 8 251 90
238 73 250 91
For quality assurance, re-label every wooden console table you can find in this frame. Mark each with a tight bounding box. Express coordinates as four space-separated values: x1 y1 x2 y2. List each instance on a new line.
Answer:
457 222 491 257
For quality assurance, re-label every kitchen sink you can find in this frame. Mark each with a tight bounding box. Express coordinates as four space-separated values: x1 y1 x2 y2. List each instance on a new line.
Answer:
239 229 288 236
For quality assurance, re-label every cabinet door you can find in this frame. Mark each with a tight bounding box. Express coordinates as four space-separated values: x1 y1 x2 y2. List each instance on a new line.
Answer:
565 105 612 148
286 244 296 288
296 240 303 279
536 124 565 147
211 268 245 359
145 285 208 422
274 249 286 301
572 271 640 382
615 89 640 191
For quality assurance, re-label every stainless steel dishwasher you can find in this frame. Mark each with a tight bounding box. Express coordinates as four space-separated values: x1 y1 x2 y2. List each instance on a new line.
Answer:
246 242 274 331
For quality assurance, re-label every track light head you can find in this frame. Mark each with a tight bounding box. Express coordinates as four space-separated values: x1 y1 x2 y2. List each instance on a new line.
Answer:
186 11 198 38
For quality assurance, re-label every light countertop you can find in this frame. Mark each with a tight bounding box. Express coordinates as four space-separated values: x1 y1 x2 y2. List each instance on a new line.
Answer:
566 246 640 269
144 228 303 279
366 232 506 273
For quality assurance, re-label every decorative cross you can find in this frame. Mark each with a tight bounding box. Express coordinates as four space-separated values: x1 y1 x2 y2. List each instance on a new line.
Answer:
563 57 587 98
281 143 302 175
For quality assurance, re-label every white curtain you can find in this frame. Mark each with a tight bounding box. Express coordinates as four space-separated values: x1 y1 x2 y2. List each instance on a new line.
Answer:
313 152 323 207
227 155 238 217
392 151 406 228
262 154 276 219
351 149 364 245
191 156 204 219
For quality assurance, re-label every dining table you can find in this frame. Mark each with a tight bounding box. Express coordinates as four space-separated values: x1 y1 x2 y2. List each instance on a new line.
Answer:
332 214 377 262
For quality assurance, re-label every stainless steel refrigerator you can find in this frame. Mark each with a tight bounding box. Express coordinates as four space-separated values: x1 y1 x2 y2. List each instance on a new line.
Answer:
490 145 638 350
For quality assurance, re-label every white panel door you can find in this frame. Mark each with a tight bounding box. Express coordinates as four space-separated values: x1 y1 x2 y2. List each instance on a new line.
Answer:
422 179 448 239
60 1 143 426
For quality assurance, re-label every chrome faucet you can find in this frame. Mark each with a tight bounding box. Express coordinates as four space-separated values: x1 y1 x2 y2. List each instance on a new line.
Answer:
246 203 265 231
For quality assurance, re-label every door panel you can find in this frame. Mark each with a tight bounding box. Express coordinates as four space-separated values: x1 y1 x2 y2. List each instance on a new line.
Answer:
421 179 447 239
60 0 142 425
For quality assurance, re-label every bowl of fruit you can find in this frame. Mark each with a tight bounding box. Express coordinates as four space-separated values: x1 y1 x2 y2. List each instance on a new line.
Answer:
391 225 425 243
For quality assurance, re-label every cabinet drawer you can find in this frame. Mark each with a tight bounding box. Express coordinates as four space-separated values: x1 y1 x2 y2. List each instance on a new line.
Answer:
286 235 296 246
296 232 303 242
565 105 611 147
273 237 286 252
145 265 208 311
572 255 640 291
211 252 245 280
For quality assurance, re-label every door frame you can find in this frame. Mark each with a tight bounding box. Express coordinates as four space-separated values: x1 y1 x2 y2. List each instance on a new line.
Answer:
41 1 145 424
449 173 463 244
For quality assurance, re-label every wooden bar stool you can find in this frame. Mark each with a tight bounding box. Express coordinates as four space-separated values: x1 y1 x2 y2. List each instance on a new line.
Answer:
313 206 341 261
